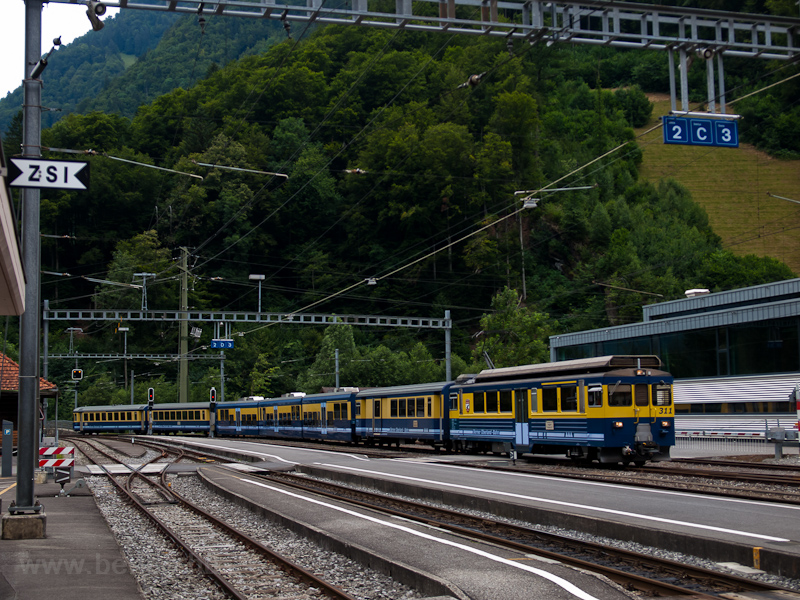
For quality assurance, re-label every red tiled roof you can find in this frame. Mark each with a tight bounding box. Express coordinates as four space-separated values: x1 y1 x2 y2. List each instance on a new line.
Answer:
0 353 57 392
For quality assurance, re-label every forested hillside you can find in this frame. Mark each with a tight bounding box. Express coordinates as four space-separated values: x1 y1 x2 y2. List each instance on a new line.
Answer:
0 10 287 134
2 5 798 413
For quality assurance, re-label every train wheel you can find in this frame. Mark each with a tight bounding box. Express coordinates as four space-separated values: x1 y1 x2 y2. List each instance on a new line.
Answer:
633 459 646 467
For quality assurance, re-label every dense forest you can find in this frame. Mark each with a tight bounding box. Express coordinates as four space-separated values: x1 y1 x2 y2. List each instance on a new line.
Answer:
1 2 798 418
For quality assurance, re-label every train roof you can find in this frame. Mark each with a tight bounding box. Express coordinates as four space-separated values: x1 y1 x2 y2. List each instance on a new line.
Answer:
152 402 211 410
74 404 148 413
356 381 450 398
472 355 664 383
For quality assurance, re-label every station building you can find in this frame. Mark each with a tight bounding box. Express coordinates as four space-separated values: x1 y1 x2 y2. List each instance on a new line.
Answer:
549 279 800 416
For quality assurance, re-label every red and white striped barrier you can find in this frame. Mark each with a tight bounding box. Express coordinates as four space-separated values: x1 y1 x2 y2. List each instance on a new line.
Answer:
39 446 75 468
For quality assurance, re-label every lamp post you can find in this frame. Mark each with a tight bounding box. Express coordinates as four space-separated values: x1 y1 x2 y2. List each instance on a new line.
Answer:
249 274 265 313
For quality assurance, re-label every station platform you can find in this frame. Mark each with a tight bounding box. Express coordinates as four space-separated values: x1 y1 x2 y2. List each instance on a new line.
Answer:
0 478 142 600
198 464 637 600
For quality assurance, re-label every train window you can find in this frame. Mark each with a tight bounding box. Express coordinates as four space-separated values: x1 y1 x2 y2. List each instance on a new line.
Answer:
561 386 578 412
327 411 334 425
529 390 538 413
101 413 106 421
587 387 603 407
182 411 188 420
390 399 398 417
416 397 424 417
486 391 499 412
427 397 432 417
449 392 458 411
653 386 672 406
499 390 513 413
542 387 558 412
343 404 349 419
170 411 176 420
634 385 649 407
356 401 362 417
608 384 632 407
474 392 485 413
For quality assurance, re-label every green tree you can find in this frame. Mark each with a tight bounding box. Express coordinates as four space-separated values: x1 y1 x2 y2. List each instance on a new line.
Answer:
296 322 358 393
473 287 556 368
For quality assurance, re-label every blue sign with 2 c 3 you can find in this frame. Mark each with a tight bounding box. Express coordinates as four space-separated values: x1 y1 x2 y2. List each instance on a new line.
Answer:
210 339 234 349
662 116 738 148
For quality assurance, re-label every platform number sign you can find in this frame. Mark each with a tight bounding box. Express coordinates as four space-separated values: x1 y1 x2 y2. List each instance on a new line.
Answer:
211 339 234 349
662 116 738 148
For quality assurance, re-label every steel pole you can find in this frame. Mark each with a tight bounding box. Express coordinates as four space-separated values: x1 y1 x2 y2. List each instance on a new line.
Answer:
445 310 451 382
16 0 43 513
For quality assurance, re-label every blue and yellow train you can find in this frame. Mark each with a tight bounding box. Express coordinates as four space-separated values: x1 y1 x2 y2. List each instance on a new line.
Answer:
73 355 674 465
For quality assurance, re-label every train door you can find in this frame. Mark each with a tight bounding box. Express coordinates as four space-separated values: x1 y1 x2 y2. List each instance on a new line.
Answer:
372 399 381 434
321 402 327 435
273 406 279 433
235 407 242 433
634 384 653 422
514 389 529 448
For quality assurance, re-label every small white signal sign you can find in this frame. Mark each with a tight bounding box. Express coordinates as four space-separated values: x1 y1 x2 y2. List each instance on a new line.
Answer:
9 158 90 190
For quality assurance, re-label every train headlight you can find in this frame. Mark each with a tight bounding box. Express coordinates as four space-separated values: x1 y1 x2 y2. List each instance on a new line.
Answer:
612 421 624 428
661 420 671 428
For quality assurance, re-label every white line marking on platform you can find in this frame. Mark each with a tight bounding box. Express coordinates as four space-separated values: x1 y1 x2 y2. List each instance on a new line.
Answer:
413 462 800 513
314 463 790 543
236 475 603 600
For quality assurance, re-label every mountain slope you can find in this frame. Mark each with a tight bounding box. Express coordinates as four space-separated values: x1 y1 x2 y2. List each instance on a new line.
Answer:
0 10 287 135
636 97 800 274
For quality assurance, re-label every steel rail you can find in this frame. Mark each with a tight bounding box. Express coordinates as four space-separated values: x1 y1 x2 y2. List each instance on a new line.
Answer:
101 465 251 600
75 437 358 600
258 471 794 599
672 457 800 472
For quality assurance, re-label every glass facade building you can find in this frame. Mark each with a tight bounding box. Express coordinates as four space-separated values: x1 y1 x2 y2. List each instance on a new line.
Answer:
549 280 800 415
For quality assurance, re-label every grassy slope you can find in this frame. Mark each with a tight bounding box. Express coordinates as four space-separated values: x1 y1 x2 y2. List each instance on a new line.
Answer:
635 96 800 275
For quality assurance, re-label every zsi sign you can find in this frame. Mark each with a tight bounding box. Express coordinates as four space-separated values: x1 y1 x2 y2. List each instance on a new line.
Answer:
9 158 90 190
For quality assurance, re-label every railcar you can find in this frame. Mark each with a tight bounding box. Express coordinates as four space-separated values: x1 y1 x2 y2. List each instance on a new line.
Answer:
73 404 149 435
151 402 212 435
355 382 450 447
451 355 674 464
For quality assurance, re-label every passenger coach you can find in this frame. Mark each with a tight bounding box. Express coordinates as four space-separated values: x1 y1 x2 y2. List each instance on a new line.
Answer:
73 404 148 434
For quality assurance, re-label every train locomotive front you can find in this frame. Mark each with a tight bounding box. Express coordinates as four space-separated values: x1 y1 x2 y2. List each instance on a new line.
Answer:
450 355 674 465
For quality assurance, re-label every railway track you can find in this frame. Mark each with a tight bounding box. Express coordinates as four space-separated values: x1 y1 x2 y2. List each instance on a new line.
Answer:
256 470 798 599
74 438 359 600
671 457 800 472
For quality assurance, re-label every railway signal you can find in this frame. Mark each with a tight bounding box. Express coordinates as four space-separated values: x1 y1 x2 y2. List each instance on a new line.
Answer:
148 387 154 403
71 368 83 381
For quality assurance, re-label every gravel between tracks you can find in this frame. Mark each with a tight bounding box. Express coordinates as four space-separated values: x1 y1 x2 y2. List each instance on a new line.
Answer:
81 448 423 599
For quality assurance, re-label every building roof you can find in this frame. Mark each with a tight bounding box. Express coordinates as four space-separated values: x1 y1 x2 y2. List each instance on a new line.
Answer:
550 278 800 349
0 353 58 394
